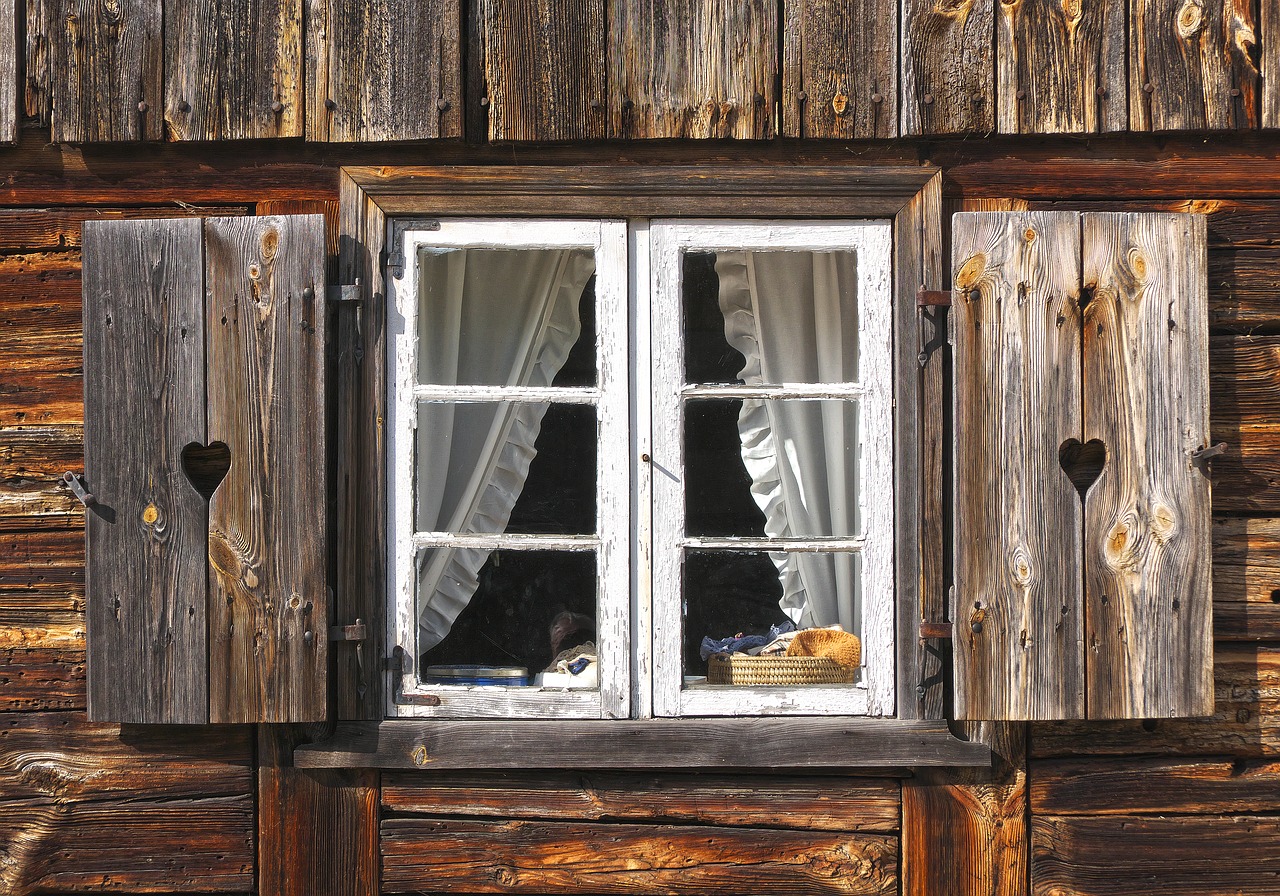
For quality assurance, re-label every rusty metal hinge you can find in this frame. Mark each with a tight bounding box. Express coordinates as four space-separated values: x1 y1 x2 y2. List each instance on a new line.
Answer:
917 287 951 367
919 621 953 640
391 645 441 706
329 619 367 642
62 471 96 507
326 280 363 305
916 288 954 307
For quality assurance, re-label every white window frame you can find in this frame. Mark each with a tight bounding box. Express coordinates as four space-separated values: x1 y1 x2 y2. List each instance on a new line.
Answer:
386 216 895 721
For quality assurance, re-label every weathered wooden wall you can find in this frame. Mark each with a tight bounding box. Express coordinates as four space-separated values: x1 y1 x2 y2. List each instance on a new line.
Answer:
2 130 1280 895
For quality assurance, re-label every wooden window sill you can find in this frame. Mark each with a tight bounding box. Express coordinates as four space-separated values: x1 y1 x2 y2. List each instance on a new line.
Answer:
293 717 992 770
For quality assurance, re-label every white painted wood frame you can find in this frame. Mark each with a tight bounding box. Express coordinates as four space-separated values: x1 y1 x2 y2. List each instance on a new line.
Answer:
649 220 896 718
387 219 630 719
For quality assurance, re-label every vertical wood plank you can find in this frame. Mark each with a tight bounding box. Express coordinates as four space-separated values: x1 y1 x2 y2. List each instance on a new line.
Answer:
165 0 303 140
52 0 162 142
472 0 607 141
608 0 776 139
82 218 207 724
1081 212 1212 719
1130 0 1259 131
305 0 462 142
0 0 16 142
901 0 994 135
997 0 1126 134
24 0 52 126
952 211 1084 721
204 214 327 723
781 0 897 139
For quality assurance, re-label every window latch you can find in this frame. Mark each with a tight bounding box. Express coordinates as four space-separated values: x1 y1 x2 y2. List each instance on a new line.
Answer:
325 279 363 305
62 471 96 507
917 288 952 367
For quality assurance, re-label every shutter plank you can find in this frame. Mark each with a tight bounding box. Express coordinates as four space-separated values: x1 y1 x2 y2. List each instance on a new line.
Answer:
52 0 162 142
996 0 1125 134
82 218 206 724
1082 212 1212 719
204 215 326 723
1130 0 1258 131
952 211 1084 721
901 0 993 135
0 0 15 143
473 0 606 141
781 0 897 139
609 0 776 139
305 0 462 142
165 0 302 140
25 0 51 126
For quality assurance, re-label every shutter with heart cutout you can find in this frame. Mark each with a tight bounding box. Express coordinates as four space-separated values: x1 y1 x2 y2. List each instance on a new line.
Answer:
81 215 327 724
952 211 1213 721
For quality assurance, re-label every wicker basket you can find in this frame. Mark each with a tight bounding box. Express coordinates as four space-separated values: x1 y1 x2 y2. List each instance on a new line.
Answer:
706 653 858 686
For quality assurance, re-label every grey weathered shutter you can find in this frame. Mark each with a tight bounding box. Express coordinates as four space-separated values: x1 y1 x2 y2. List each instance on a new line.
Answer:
82 214 328 724
952 210 1212 721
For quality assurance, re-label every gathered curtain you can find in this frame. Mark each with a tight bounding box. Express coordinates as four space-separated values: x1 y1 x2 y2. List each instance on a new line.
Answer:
415 247 596 651
715 250 862 634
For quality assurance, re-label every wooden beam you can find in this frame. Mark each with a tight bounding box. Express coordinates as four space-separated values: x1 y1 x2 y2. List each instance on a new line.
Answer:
901 0 994 135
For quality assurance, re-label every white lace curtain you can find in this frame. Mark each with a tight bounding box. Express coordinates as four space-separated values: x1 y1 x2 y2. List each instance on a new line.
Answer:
415 247 596 651
715 250 862 634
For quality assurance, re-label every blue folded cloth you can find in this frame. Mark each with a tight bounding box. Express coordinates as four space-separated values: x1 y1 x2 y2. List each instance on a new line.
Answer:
699 621 796 661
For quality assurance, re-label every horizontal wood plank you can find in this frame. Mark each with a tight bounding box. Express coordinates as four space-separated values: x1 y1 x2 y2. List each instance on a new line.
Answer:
1031 756 1280 815
382 771 900 832
0 646 84 710
297 718 992 769
1212 423 1280 514
1033 815 1280 896
381 818 897 895
1213 517 1280 639
1212 336 1280 423
0 207 247 251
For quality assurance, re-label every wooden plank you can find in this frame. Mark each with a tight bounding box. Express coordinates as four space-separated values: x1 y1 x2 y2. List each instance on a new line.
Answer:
1213 423 1280 513
903 723 1027 896
1082 212 1211 719
258 726 379 896
381 817 898 895
781 0 897 139
472 0 606 141
1209 248 1280 328
951 211 1084 721
1027 198 1280 247
901 0 994 135
24 0 51 126
165 0 302 140
0 645 85 710
1212 336 1280 423
1130 0 1258 131
52 0 162 142
1031 643 1280 757
1213 517 1280 639
204 214 326 723
82 218 206 724
1032 815 1280 896
295 718 993 769
0 207 249 251
608 0 776 139
305 0 462 142
996 0 1125 134
382 772 901 833
0 528 83 592
1031 756 1280 815
0 0 16 143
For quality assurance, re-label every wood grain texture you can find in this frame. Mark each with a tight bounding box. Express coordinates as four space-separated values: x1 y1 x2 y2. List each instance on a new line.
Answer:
204 214 326 723
901 0 994 135
1212 335 1280 423
52 0 162 142
1213 423 1280 513
382 772 901 832
782 0 897 139
1032 815 1280 896
472 0 606 141
305 0 462 142
0 646 85 710
1032 643 1280 757
164 0 302 140
1213 517 1280 639
0 0 16 143
608 0 776 139
381 818 898 895
952 211 1084 721
82 217 207 724
1130 0 1259 131
1031 755 1280 815
1081 212 1212 719
0 206 249 251
24 0 51 125
997 0 1125 134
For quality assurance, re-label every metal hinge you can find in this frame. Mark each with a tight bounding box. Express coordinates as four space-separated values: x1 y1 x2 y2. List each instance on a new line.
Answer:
386 218 442 280
916 288 954 307
917 287 951 366
326 280 363 305
330 618 368 699
391 645 441 706
62 471 96 507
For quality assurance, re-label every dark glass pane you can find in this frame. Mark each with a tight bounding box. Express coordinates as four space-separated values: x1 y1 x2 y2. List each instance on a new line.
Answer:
684 398 860 537
416 402 596 535
417 549 598 686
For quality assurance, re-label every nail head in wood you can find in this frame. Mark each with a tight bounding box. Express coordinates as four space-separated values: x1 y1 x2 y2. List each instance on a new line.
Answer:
923 93 935 105
272 100 284 113
479 96 490 107
177 99 190 113
871 92 883 104
136 101 148 114
324 98 337 110
437 98 451 112
1144 82 1155 93
797 90 807 102
1231 88 1242 97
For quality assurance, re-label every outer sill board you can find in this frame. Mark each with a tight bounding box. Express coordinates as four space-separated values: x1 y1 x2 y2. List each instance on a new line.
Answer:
293 718 992 770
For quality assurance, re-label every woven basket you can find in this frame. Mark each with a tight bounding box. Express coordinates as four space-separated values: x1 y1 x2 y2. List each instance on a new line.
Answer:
706 653 858 686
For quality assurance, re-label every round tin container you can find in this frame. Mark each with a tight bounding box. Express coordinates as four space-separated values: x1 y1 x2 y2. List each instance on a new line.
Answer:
424 664 529 686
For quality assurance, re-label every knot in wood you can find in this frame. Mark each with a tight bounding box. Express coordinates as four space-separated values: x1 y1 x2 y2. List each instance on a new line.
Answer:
1010 547 1034 586
832 93 849 115
1127 247 1149 282
1177 0 1205 39
1024 227 1037 243
1060 0 1081 19
955 253 986 291
411 745 430 766
141 502 159 526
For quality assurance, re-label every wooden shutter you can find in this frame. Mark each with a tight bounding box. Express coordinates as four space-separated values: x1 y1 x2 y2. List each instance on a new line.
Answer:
952 210 1211 721
82 214 327 724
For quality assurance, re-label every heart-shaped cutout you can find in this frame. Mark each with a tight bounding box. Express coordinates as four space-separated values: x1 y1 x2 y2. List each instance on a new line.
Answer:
181 441 231 501
1059 438 1106 497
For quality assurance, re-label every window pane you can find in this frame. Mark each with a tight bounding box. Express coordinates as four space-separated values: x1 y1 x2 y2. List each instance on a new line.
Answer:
683 249 860 385
416 401 597 535
684 398 860 538
416 548 599 688
683 548 862 682
417 246 597 387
